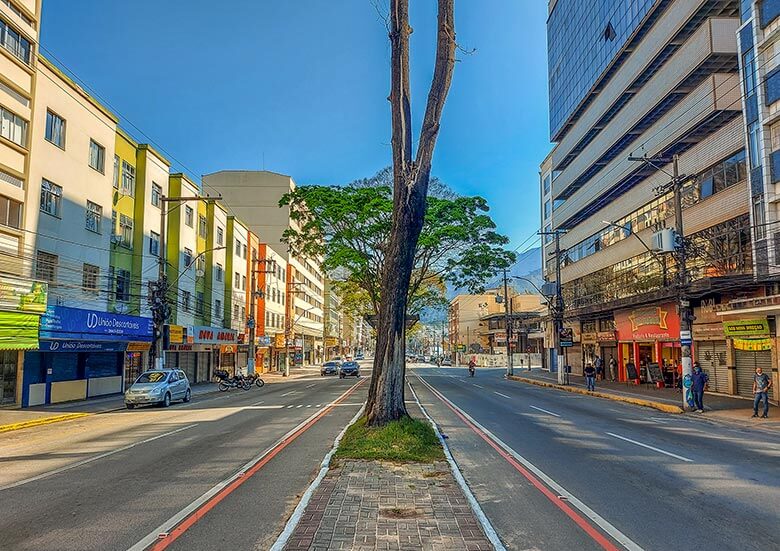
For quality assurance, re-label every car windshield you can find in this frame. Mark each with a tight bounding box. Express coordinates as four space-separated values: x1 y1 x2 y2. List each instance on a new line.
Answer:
343 362 358 368
324 362 338 367
136 372 168 384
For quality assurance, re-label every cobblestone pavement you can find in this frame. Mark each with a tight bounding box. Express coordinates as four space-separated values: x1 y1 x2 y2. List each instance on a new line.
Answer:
284 459 493 551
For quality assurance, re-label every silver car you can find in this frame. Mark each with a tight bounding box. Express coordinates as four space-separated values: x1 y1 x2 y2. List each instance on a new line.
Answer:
125 369 191 409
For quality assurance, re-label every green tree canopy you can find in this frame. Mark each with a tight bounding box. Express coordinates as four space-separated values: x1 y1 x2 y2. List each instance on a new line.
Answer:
280 169 515 317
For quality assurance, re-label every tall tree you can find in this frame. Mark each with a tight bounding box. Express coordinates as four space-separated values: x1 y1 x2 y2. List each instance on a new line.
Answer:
369 0 457 425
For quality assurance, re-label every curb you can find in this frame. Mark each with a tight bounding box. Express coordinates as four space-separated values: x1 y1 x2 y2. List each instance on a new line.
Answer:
507 375 684 414
0 412 91 434
408 379 506 551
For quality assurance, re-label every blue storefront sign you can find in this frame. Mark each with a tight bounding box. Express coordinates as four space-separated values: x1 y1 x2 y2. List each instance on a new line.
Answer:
38 340 130 353
40 306 153 342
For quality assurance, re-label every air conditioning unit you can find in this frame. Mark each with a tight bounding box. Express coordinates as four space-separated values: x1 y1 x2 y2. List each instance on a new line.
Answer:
651 228 676 253
196 269 205 278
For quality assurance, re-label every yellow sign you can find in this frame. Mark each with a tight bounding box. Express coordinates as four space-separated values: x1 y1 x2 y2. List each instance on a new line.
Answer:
168 325 184 344
723 319 769 338
127 342 151 352
733 338 773 351
275 333 286 348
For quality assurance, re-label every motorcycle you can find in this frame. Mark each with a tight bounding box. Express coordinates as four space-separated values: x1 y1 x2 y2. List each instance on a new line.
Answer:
468 364 476 377
215 370 251 391
245 373 265 388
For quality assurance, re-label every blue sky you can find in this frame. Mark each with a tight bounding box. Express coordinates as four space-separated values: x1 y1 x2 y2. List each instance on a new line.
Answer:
41 1 550 251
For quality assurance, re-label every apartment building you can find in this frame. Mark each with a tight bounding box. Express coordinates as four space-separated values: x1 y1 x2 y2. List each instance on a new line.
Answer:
324 279 343 360
203 170 325 365
541 0 776 399
448 291 503 364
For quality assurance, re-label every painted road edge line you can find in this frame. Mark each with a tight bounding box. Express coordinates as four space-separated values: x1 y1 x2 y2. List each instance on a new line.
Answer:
606 432 693 462
269 404 365 551
0 424 198 492
416 374 644 551
507 375 683 414
529 405 561 418
0 412 90 434
127 379 365 551
408 379 506 551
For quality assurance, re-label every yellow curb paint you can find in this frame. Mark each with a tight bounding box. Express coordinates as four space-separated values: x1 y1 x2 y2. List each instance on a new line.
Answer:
0 412 91 434
507 376 683 414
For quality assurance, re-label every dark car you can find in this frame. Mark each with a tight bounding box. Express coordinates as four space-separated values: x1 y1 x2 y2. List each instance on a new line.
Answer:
339 361 360 378
321 361 341 376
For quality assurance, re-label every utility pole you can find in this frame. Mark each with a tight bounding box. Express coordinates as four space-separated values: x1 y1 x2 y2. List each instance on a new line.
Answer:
503 269 513 377
629 153 692 411
554 231 565 385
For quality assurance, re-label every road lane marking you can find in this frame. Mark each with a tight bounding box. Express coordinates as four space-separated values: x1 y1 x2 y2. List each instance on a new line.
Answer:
244 405 285 410
493 391 512 399
296 405 303 408
281 391 296 397
129 379 366 551
305 383 316 389
416 374 642 551
529 405 561 418
0 424 198 491
316 404 322 407
250 400 265 406
306 405 312 408
286 405 294 409
606 433 693 462
473 384 484 389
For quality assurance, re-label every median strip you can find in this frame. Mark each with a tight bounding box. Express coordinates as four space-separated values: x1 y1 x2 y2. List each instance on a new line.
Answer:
0 412 90 434
507 375 683 414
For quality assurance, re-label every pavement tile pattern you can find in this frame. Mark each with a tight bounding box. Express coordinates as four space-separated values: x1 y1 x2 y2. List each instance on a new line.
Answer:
284 459 493 551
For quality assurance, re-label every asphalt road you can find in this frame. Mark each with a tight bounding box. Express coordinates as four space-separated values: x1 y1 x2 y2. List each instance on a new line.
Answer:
0 371 367 551
410 366 780 551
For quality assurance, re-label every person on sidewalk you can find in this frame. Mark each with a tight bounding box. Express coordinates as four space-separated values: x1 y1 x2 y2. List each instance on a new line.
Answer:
752 366 773 418
608 355 617 381
594 355 604 381
584 363 596 391
691 362 708 413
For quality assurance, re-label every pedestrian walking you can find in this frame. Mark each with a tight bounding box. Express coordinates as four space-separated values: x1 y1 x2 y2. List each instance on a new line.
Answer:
752 366 773 418
608 355 617 381
584 363 596 391
691 361 708 413
594 355 604 381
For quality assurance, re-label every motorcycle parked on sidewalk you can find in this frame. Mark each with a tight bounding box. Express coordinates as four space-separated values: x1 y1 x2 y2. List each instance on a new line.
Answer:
245 373 265 388
215 370 251 391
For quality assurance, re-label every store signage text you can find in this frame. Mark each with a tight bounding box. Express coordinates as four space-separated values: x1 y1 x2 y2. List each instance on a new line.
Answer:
722 319 769 338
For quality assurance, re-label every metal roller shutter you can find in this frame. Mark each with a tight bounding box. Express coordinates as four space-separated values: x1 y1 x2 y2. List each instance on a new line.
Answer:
180 352 197 383
735 350 773 399
695 341 728 393
197 352 211 381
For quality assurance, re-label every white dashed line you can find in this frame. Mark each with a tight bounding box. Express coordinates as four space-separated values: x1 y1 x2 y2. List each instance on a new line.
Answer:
296 405 303 408
607 432 693 462
529 405 561 418
281 391 296 397
473 384 485 389
493 391 512 399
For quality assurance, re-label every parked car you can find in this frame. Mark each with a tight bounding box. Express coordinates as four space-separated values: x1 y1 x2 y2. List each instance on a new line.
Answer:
442 358 452 366
339 361 360 378
321 361 341 376
355 353 364 361
125 370 191 409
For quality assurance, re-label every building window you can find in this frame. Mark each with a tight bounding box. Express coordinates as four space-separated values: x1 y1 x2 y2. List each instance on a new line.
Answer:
0 194 21 228
543 174 551 195
242 244 247 259
233 303 239 320
196 292 205 315
216 226 224 246
754 195 767 240
85 201 102 233
216 263 223 282
35 251 57 284
195 255 205 274
88 140 105 173
234 272 241 287
234 238 241 255
120 160 135 196
45 110 65 148
113 155 119 189
182 291 191 312
198 215 208 238
0 17 31 63
150 231 160 256
184 247 193 267
544 200 551 220
40 179 62 217
265 311 270 327
0 105 26 147
151 182 162 207
241 306 245 321
82 263 99 295
119 214 133 248
214 299 222 321
241 275 246 290
185 205 194 227
748 121 762 169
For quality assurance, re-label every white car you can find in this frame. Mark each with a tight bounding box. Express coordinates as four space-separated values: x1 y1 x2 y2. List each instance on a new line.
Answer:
125 369 191 409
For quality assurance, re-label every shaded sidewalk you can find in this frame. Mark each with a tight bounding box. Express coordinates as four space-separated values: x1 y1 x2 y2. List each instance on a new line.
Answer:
283 459 492 551
511 368 780 429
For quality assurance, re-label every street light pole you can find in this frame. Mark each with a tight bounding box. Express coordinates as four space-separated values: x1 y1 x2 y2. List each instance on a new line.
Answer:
503 269 513 377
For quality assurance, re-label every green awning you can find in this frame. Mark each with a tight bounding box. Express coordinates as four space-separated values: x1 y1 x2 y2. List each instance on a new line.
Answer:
0 311 39 350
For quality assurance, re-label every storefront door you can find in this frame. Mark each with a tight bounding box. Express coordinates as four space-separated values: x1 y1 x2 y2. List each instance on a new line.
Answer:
695 341 727 393
735 350 773 399
180 352 197 383
124 352 144 389
0 350 18 404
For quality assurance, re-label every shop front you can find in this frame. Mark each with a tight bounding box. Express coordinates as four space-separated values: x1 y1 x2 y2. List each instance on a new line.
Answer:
723 319 773 400
0 277 47 405
24 306 152 406
166 325 237 382
693 303 729 393
615 303 680 386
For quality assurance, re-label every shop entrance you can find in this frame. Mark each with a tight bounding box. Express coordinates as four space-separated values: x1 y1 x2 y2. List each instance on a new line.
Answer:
0 350 18 404
660 343 681 387
620 343 635 381
735 349 773 399
124 352 144 389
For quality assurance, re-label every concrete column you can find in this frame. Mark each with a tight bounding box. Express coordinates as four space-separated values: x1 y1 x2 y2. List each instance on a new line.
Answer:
726 338 737 395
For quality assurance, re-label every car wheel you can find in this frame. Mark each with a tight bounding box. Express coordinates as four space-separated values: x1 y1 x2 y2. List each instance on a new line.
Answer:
126 403 135 409
183 389 191 403
162 393 171 407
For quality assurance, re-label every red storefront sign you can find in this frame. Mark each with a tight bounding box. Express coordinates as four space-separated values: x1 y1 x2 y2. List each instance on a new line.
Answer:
615 304 680 342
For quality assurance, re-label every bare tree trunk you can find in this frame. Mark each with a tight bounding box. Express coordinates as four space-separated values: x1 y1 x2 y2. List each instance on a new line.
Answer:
366 0 456 426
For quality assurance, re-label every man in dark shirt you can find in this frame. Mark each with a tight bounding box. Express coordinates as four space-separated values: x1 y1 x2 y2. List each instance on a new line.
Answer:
584 363 596 391
691 362 708 413
752 367 773 418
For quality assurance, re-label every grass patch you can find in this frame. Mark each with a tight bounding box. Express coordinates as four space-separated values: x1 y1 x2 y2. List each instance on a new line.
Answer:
335 415 444 463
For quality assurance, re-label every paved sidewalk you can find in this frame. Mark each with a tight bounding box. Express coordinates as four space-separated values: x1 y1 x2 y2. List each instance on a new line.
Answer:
514 368 780 429
284 460 492 551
